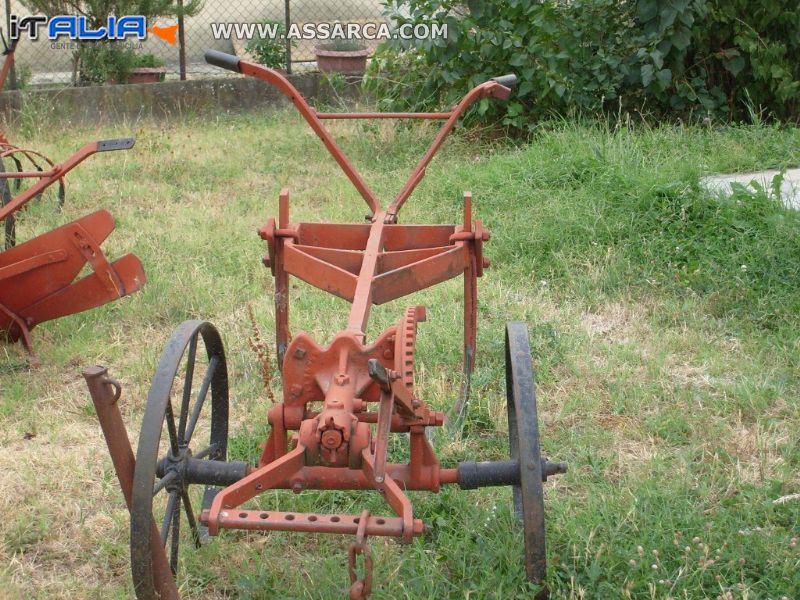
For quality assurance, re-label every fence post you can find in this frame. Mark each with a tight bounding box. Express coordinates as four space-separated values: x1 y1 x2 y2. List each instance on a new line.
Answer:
178 0 187 80
4 0 16 89
284 0 292 74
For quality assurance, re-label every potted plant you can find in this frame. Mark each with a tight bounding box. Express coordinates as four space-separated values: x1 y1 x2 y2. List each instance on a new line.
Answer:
314 40 369 74
78 41 136 85
23 0 202 85
245 20 290 71
128 53 167 84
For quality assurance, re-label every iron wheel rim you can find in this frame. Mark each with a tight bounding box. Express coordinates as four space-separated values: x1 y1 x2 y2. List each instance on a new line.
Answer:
505 321 547 587
131 320 229 599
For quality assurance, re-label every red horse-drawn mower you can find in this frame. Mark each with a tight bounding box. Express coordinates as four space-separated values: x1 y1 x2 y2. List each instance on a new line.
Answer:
84 50 566 599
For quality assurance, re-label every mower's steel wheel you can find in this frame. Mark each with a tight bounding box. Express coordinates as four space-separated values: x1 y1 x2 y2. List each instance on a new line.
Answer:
505 321 547 587
131 320 229 600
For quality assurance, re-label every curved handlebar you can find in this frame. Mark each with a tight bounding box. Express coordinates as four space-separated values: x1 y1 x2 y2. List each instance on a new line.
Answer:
491 74 517 88
202 48 517 220
205 50 241 73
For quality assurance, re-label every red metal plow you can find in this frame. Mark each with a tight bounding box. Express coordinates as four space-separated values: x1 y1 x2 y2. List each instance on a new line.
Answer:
1 139 145 359
85 51 566 599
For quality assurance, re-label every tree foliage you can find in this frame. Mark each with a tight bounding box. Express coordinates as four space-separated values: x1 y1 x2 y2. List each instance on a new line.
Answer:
367 0 800 128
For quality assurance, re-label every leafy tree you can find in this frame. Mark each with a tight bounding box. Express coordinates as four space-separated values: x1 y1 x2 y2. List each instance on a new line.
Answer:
367 0 800 129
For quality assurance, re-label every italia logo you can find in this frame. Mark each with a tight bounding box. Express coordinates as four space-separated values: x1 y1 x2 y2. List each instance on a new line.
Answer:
9 15 176 43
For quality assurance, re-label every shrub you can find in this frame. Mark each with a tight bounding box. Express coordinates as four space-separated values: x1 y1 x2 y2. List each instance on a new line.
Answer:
134 53 166 68
367 0 800 129
245 20 289 69
23 0 202 84
78 42 136 84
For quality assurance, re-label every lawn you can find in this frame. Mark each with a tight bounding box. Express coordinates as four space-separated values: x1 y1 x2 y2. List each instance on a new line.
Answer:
0 108 798 599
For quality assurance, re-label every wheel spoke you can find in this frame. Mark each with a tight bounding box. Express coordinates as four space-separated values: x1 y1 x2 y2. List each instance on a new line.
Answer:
160 490 179 547
182 490 201 548
184 355 219 444
192 442 219 461
178 334 198 443
164 402 179 456
170 496 181 575
153 470 178 497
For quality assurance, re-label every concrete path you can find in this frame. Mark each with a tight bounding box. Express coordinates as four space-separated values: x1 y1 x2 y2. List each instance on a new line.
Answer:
701 168 800 210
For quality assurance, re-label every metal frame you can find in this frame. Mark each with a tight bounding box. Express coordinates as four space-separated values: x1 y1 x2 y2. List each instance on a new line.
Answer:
85 51 566 599
200 54 507 550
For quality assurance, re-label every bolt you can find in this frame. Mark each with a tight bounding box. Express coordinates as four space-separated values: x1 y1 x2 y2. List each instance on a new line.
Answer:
290 384 303 398
321 430 343 449
374 475 384 484
383 348 393 359
293 347 306 359
291 479 304 494
527 461 537 470
335 373 350 386
221 511 229 518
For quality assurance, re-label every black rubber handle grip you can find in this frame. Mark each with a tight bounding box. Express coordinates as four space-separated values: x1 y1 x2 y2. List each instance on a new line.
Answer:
204 49 241 73
97 138 135 152
492 74 517 88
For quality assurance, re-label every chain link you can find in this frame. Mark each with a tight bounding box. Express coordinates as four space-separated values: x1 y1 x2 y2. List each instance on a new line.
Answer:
347 510 373 599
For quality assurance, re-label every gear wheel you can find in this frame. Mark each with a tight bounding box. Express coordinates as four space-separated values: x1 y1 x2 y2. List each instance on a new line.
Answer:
393 305 425 394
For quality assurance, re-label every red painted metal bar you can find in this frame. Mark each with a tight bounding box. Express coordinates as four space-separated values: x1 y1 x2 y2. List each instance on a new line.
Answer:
234 59 381 216
347 211 387 335
315 112 451 120
0 142 97 222
200 509 424 538
207 443 306 535
0 146 63 192
384 81 512 222
82 366 179 600
0 168 60 179
204 51 513 223
274 188 291 366
361 448 414 542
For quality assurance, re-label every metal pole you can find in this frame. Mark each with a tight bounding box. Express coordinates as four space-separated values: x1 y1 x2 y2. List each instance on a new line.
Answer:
4 0 16 89
284 0 292 74
83 365 179 600
177 0 186 81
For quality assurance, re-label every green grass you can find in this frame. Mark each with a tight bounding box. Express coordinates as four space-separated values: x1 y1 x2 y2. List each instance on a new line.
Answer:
0 110 798 599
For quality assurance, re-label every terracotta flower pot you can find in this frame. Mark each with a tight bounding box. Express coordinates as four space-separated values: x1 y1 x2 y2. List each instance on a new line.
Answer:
314 45 369 74
127 67 166 84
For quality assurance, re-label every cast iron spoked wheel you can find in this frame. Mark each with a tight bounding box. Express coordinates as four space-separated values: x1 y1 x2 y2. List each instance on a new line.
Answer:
505 321 548 594
131 320 229 600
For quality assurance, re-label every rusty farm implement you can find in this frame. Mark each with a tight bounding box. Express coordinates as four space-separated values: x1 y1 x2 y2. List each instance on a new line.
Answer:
84 50 566 599
0 139 145 359
0 29 144 360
